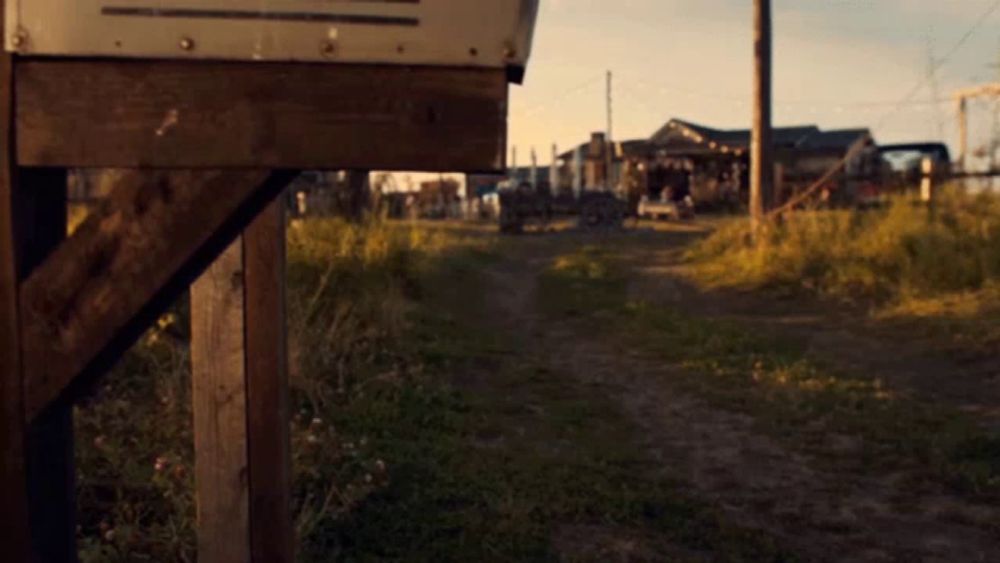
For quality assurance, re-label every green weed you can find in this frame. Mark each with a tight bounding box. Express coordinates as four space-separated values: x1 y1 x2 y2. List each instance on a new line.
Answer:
541 245 1000 497
75 218 794 561
76 218 462 561
687 192 1000 300
309 244 794 562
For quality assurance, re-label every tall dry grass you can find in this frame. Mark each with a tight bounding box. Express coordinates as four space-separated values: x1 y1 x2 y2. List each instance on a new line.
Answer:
76 217 454 561
688 191 1000 301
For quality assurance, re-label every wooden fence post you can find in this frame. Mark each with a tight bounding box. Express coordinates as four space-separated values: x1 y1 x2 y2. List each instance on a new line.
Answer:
2 27 75 558
17 169 76 562
243 197 294 563
0 44 31 563
191 198 292 563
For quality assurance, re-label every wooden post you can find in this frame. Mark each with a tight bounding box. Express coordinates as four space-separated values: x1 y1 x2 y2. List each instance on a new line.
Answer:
2 45 507 562
192 198 292 563
2 24 75 557
191 239 252 563
243 199 293 563
751 0 774 233
957 97 969 172
16 169 76 563
921 156 939 223
0 40 31 563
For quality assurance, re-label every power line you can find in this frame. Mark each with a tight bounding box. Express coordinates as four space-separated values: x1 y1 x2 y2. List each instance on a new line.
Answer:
618 69 958 111
877 0 1000 127
510 73 605 117
926 29 945 139
606 70 613 140
773 0 1000 216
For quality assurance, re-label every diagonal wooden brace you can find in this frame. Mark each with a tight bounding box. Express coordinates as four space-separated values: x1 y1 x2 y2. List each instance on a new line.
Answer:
18 169 297 421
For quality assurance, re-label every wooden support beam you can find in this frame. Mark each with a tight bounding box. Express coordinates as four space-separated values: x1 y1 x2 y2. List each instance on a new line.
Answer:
19 169 297 422
14 169 77 563
0 44 30 563
192 199 292 563
1 81 75 563
0 25 72 560
16 60 508 172
243 200 293 563
191 240 251 563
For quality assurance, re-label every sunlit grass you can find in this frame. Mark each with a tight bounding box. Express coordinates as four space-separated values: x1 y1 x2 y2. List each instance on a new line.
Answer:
541 245 1000 497
687 191 1000 300
540 246 627 316
684 191 1000 353
311 229 795 562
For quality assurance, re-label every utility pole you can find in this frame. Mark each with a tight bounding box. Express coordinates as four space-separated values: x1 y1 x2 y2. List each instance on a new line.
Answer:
510 146 517 184
957 96 969 172
606 70 614 191
606 70 613 141
550 143 559 189
530 147 538 187
750 0 774 233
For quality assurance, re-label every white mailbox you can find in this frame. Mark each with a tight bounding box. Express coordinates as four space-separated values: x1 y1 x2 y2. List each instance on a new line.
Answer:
5 0 539 80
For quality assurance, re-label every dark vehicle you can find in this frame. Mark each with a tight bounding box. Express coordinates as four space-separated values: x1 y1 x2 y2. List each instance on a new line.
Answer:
499 181 554 233
498 180 626 234
877 143 952 190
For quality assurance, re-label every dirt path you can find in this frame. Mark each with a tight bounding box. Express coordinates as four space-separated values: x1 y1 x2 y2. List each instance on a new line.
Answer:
615 227 1000 429
477 232 1000 562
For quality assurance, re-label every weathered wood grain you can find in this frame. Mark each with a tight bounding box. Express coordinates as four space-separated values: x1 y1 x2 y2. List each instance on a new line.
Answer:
191 239 252 563
19 169 297 421
16 60 508 172
14 169 78 563
0 42 30 562
244 199 293 563
192 198 293 563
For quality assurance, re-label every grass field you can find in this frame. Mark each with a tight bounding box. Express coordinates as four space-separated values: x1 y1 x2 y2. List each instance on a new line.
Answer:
542 244 1000 497
76 219 464 561
685 192 1000 353
76 219 805 561
74 212 1000 561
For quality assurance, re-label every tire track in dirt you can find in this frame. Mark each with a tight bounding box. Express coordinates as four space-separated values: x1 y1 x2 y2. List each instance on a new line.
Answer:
481 235 1000 562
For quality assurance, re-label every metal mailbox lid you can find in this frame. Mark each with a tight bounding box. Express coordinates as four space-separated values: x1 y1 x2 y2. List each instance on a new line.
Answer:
5 0 538 74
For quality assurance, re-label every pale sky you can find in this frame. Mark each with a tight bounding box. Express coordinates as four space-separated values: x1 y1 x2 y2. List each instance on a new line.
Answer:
509 0 1000 166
